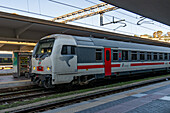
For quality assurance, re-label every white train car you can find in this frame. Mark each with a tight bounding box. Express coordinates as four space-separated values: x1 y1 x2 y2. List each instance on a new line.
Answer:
31 34 170 88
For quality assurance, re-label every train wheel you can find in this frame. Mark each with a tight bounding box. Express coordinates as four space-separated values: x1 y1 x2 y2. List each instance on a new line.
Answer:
43 78 54 89
32 77 37 83
38 80 43 87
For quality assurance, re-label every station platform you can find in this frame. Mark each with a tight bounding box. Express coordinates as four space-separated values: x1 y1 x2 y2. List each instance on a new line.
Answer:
0 75 32 89
44 80 170 113
0 69 13 75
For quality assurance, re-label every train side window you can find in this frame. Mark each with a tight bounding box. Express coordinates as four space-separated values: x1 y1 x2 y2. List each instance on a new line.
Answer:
113 50 118 61
147 52 151 60
140 52 145 60
159 53 163 60
4 58 8 62
106 50 110 61
61 45 75 55
96 49 102 61
131 51 137 61
61 45 67 55
122 50 128 60
9 58 12 62
164 53 168 60
71 46 75 55
153 53 158 60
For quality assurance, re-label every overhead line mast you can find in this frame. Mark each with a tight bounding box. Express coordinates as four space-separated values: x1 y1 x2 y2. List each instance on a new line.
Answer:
51 3 118 23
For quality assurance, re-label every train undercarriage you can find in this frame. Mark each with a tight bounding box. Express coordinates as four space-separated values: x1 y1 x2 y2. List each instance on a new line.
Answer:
31 74 54 89
31 74 98 89
31 67 170 89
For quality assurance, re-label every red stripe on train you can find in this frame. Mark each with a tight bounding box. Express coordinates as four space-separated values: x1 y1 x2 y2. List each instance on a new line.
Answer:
131 62 164 66
77 64 120 69
77 65 104 69
111 64 121 67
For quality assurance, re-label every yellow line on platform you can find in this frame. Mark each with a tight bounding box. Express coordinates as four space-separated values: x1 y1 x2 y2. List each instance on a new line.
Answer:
0 79 31 85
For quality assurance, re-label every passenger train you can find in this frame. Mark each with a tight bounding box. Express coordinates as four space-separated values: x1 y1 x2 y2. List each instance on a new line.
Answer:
31 34 170 88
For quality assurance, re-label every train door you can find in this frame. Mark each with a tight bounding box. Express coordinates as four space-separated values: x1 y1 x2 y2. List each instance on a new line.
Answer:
104 48 111 76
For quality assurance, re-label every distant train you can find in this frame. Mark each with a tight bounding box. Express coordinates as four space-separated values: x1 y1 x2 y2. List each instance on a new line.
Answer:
0 54 12 70
31 34 170 88
0 54 12 65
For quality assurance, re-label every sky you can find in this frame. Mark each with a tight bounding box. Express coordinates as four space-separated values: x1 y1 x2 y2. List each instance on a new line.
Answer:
0 0 169 37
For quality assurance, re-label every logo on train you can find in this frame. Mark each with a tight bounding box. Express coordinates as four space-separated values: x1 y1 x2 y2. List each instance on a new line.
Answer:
122 63 124 67
38 60 42 65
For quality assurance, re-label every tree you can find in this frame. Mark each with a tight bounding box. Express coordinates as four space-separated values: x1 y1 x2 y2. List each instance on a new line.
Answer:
157 31 163 39
167 32 170 37
153 32 157 38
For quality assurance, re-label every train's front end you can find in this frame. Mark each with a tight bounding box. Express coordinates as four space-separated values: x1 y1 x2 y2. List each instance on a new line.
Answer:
31 36 55 88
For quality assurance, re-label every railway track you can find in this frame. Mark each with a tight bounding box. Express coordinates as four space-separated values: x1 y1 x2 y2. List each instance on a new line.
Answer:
0 85 56 105
0 73 169 111
0 85 38 94
0 83 89 105
0 82 99 105
0 89 58 104
6 75 170 113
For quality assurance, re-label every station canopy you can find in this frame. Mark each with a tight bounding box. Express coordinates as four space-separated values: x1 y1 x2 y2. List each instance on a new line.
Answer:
102 0 170 26
0 11 170 51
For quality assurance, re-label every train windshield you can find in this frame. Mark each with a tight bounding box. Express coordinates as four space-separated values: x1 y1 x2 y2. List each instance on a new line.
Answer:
33 38 55 58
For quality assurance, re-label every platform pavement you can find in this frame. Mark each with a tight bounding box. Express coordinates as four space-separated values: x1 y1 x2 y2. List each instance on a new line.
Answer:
0 75 32 89
43 80 170 113
0 69 13 75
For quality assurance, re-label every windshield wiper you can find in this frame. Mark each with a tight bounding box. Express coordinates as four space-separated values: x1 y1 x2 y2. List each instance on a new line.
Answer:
39 54 44 58
47 42 53 49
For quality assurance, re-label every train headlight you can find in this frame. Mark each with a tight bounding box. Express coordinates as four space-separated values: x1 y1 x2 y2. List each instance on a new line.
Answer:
33 67 35 70
47 67 50 71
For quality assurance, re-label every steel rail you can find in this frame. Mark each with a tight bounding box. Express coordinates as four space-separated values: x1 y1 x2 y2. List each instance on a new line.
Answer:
0 90 57 104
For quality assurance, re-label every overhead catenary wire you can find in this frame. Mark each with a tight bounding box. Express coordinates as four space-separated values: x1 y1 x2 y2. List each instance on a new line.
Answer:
0 0 159 33
86 0 170 31
103 14 156 31
0 4 136 35
27 0 29 12
113 10 170 31
86 0 137 19
49 0 82 10
73 21 135 35
48 0 138 34
1 0 169 35
0 5 54 18
49 0 156 32
38 0 41 14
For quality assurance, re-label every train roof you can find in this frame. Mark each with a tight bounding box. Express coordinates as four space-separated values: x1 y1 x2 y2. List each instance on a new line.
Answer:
40 34 170 53
73 36 170 53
